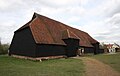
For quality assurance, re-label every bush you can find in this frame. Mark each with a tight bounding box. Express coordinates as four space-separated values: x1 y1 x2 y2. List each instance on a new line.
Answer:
0 45 3 54
0 44 9 55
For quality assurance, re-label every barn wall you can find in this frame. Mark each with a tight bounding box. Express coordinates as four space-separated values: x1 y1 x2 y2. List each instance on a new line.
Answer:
9 27 36 57
36 44 66 57
83 43 100 54
63 38 79 57
99 49 104 53
92 43 100 54
84 47 94 53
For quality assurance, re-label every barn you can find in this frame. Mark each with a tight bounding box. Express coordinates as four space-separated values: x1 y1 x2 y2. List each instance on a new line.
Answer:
9 13 100 58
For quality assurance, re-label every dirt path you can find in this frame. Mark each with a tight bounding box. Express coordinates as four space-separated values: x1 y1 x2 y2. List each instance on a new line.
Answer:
75 57 120 76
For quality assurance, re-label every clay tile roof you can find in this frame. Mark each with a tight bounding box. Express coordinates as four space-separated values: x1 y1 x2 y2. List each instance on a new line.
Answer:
106 44 113 48
16 12 99 47
62 29 80 39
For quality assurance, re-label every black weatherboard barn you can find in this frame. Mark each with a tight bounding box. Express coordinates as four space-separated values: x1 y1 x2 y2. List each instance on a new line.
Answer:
9 13 100 58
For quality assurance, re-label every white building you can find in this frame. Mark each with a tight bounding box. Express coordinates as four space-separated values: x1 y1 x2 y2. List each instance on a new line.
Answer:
106 43 120 53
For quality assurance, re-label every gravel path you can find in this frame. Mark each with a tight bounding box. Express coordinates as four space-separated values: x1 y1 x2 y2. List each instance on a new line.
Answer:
75 57 120 76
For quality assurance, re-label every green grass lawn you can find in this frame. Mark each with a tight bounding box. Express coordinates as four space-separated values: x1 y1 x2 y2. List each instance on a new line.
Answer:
92 53 120 72
0 55 84 76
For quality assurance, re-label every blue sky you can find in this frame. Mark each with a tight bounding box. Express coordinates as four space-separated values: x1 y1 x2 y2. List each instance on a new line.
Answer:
0 0 120 45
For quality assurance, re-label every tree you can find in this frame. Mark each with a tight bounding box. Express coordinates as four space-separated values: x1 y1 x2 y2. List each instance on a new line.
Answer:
0 38 9 55
0 38 3 54
0 37 1 45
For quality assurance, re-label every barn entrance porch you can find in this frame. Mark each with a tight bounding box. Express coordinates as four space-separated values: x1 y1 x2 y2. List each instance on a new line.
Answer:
77 48 84 56
63 38 79 57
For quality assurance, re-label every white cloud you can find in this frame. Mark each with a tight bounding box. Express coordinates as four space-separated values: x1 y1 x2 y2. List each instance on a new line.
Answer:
0 0 120 45
93 13 120 45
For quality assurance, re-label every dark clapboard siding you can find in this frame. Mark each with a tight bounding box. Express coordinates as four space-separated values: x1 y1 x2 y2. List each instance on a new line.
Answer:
36 44 66 57
84 47 94 53
9 27 36 57
92 43 100 54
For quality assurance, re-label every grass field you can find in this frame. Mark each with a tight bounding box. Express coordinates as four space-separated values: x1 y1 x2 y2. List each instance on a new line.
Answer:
92 53 120 72
0 55 84 76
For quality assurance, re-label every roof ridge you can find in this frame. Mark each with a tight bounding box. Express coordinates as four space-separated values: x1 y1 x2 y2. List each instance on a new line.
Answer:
15 20 31 32
34 13 87 33
67 29 70 38
37 14 56 43
69 30 80 39
62 29 80 39
15 13 38 32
